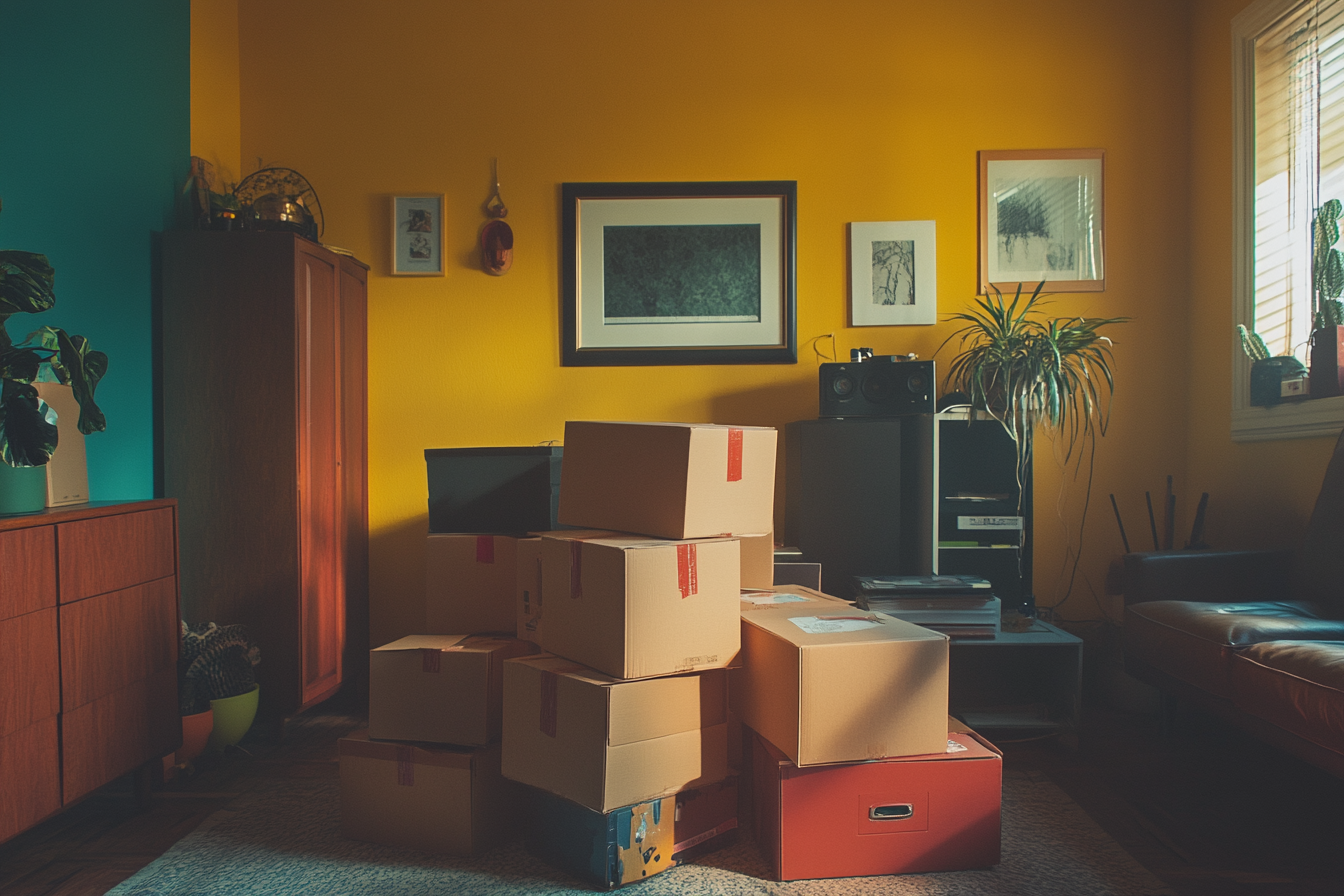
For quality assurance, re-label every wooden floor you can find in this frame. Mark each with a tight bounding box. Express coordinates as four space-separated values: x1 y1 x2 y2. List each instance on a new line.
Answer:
3 686 1343 896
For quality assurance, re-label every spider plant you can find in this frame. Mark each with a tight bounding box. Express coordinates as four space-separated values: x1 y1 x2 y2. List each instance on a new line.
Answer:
938 281 1128 494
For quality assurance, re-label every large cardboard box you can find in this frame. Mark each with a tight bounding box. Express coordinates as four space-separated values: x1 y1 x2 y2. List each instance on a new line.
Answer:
501 653 729 813
539 534 740 680
752 721 1002 880
558 421 777 539
427 534 519 634
516 536 543 644
736 607 948 766
339 731 517 855
524 778 739 889
738 532 775 589
367 634 537 746
738 583 851 613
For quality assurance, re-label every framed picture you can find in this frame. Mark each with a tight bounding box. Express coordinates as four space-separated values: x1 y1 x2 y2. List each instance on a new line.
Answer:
849 220 937 326
561 181 797 366
391 194 445 276
978 149 1105 293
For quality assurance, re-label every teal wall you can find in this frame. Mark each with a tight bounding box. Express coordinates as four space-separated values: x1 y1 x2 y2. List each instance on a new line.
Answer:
0 0 189 500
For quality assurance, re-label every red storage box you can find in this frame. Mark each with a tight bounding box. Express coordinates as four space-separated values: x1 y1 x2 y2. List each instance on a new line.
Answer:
752 722 1001 880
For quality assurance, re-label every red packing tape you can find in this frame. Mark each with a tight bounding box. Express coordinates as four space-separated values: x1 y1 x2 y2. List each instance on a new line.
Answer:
677 543 698 598
476 535 495 563
540 669 559 737
727 429 744 482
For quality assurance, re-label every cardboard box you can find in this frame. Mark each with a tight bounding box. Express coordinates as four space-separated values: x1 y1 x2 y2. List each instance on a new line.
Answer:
558 421 777 539
752 722 1002 880
524 778 739 889
339 730 517 855
516 537 543 643
738 583 851 613
539 533 740 680
427 534 519 634
367 634 537 746
736 607 948 766
738 532 775 589
501 653 729 813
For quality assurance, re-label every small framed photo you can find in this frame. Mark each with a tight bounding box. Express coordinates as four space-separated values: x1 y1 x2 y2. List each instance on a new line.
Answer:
978 149 1105 293
391 194 445 276
849 220 937 326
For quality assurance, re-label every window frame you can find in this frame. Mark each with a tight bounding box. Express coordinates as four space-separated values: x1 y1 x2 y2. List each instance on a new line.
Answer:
1232 0 1344 441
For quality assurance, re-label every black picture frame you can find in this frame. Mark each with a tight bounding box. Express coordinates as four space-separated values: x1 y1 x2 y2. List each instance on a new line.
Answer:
561 181 798 366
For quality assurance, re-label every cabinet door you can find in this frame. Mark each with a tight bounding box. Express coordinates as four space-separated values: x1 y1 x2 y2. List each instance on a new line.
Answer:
296 246 345 708
340 258 370 680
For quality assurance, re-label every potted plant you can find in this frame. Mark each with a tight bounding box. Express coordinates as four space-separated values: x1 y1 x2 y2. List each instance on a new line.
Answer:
179 621 261 753
938 282 1127 617
0 200 109 512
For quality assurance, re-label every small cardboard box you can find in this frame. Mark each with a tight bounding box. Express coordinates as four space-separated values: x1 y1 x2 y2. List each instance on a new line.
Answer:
427 534 519 634
539 534 740 680
524 778 739 889
368 634 537 746
501 653 729 813
558 421 777 539
339 730 517 855
736 607 948 766
752 721 1002 880
738 532 775 589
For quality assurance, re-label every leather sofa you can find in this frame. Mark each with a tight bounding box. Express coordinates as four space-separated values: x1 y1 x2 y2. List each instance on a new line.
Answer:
1120 430 1344 778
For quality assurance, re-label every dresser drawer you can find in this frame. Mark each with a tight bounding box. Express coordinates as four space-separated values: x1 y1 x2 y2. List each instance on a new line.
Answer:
60 577 178 712
61 666 178 804
0 717 61 842
0 526 56 619
0 607 59 738
57 507 176 603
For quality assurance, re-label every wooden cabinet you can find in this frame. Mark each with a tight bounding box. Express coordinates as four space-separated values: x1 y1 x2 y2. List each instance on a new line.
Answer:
0 500 180 843
159 232 369 722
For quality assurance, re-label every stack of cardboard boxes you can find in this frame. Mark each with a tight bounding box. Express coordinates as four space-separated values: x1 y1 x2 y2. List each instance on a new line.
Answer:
341 420 1004 887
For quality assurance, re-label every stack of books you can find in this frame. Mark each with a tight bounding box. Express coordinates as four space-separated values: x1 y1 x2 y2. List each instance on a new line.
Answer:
850 575 1000 638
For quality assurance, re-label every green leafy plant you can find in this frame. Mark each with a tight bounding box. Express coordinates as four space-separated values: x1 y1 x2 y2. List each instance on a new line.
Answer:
940 282 1128 479
1312 199 1344 330
179 621 261 715
1237 323 1271 361
0 201 109 467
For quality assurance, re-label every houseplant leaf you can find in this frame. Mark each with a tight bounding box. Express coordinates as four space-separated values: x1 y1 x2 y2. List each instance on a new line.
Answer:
0 250 56 317
0 379 58 466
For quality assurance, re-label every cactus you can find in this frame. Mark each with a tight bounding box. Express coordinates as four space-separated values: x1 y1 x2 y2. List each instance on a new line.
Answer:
1237 324 1271 360
1312 199 1344 329
178 621 260 714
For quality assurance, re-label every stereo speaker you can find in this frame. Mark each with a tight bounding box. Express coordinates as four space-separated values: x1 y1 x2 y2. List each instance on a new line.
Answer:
819 358 935 417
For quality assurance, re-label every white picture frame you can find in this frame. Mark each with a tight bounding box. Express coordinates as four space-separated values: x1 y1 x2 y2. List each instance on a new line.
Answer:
849 220 937 326
391 194 445 276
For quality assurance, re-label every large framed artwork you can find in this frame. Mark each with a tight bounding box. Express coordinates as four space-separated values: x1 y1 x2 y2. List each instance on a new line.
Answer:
561 181 798 366
978 149 1105 293
849 220 937 326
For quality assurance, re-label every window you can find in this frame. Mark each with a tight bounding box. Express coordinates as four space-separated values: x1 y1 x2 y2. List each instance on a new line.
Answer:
1234 0 1344 439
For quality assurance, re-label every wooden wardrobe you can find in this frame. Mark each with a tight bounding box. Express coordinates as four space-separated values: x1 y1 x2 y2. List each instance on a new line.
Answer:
159 231 368 723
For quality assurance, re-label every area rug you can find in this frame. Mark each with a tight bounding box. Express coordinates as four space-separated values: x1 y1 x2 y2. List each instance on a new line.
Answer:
107 770 1174 896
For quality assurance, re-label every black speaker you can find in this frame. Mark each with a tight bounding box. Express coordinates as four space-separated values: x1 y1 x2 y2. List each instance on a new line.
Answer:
425 446 564 535
784 417 934 595
819 358 935 417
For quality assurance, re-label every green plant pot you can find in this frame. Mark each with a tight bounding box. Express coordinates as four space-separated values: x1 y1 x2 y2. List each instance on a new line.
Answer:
206 684 259 752
178 707 215 763
0 462 46 514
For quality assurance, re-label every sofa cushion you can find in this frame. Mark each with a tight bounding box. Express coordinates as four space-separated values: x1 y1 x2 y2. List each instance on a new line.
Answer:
1232 641 1344 760
1124 600 1344 699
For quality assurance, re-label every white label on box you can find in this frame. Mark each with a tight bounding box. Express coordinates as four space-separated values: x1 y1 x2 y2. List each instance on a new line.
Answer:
946 739 968 753
741 591 809 604
958 516 1024 530
789 615 884 634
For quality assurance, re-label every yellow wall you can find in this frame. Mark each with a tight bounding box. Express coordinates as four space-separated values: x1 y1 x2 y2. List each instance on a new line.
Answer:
190 0 241 186
219 0 1225 644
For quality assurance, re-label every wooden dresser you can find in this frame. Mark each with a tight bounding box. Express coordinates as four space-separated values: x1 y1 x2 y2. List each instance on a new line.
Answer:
0 499 180 844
